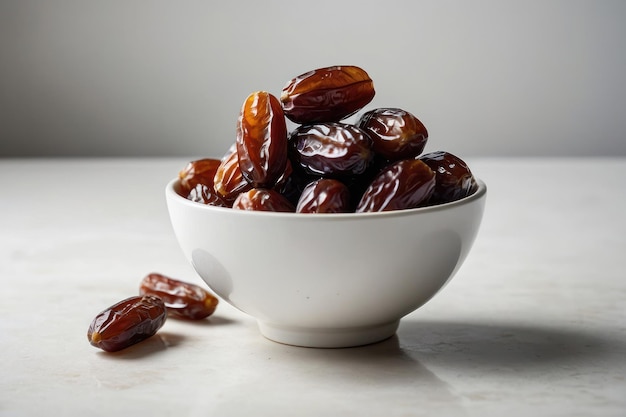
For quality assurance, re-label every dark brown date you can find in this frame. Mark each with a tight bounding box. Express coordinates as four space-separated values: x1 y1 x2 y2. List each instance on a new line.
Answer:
213 145 253 202
139 273 219 320
178 158 222 196
281 66 375 124
187 183 229 207
356 159 436 212
296 178 351 213
357 108 428 161
418 151 478 204
87 295 167 352
232 188 295 212
289 122 374 177
236 91 288 188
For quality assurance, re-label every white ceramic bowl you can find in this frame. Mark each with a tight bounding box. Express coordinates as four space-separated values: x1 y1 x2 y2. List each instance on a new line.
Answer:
166 179 486 348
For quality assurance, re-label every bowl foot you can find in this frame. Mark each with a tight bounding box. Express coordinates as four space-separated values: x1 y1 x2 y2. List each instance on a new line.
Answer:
257 320 400 348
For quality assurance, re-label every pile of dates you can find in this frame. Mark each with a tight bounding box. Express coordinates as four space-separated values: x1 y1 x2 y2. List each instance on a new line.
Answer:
178 65 477 213
87 273 219 352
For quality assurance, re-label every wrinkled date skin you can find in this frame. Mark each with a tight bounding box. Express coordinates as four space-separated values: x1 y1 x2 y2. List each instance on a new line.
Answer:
87 295 167 352
232 188 295 212
139 273 219 320
357 108 428 161
418 151 478 205
236 91 288 188
178 158 222 196
281 66 375 124
290 123 374 177
213 145 253 203
187 184 229 207
356 159 436 212
296 178 351 213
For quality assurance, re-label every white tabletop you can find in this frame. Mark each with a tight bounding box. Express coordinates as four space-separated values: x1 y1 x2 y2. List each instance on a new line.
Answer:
1 157 625 417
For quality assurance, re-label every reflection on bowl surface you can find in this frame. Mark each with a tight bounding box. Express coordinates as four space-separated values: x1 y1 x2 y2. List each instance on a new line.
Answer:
166 179 487 348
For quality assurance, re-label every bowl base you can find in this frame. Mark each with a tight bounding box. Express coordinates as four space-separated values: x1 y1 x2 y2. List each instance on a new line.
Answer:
257 320 400 348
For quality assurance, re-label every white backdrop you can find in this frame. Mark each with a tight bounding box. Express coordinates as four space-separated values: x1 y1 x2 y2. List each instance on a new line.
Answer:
1 0 625 157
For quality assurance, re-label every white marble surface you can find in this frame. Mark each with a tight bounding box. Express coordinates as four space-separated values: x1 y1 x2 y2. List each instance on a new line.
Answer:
1 157 625 417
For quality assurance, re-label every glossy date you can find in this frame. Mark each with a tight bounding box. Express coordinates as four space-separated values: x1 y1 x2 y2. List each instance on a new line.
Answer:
232 188 296 212
236 91 288 188
87 295 167 352
356 159 436 212
418 151 477 205
186 183 229 207
178 158 221 196
296 178 351 213
281 65 375 124
213 145 253 203
289 122 374 177
139 273 219 320
357 108 428 161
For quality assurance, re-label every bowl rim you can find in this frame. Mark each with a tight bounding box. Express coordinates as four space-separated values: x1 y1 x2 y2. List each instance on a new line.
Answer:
166 178 486 220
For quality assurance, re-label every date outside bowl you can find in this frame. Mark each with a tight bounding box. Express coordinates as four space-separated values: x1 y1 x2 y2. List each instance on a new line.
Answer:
165 178 487 348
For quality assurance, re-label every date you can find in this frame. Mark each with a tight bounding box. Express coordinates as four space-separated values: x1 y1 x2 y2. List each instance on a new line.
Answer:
213 145 253 202
187 183 229 207
281 65 375 124
232 188 295 212
296 178 351 213
289 122 374 177
357 108 428 161
178 158 222 196
237 91 288 188
139 273 219 320
418 151 477 204
87 295 167 352
356 159 436 212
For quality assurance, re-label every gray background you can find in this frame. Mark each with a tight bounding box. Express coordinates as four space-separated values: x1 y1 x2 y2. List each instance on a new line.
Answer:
1 0 625 158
